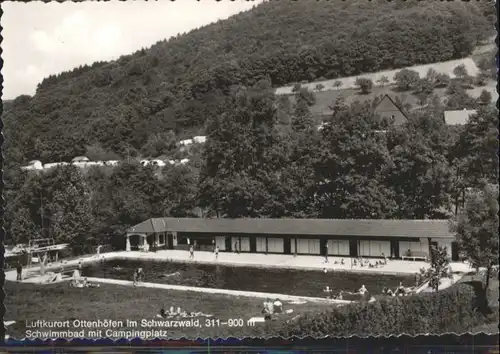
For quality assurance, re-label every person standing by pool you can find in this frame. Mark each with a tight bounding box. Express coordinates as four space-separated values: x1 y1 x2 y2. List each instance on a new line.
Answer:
78 260 83 276
324 241 329 263
189 245 194 260
133 267 143 287
96 244 102 257
358 284 368 295
16 262 23 281
214 246 219 260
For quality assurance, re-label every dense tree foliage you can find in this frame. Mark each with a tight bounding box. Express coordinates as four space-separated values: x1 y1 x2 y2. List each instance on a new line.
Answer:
451 183 499 292
198 81 288 218
4 81 498 253
2 0 491 165
316 101 396 219
4 162 200 252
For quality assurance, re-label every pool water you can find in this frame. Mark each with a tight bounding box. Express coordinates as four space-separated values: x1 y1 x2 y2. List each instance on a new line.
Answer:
82 259 414 298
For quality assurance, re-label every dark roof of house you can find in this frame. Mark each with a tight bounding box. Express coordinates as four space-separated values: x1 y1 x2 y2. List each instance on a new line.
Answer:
373 95 409 124
127 217 455 239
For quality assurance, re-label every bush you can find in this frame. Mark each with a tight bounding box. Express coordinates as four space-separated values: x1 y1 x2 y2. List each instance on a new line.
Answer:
478 90 492 105
355 77 373 94
453 64 468 80
475 72 489 86
434 73 451 88
271 282 486 337
394 69 420 91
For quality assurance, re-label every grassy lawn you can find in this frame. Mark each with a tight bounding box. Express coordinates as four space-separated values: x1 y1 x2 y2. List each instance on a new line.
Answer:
5 281 333 339
305 81 496 120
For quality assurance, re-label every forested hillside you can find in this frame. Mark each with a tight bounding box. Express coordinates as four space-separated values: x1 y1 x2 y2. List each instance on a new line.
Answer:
2 0 493 165
5 81 498 251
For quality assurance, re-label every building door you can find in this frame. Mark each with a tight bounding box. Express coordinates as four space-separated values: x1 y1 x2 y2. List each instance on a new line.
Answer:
390 240 400 259
167 233 174 250
225 236 232 251
284 237 291 255
250 236 257 253
349 240 358 258
320 238 328 257
451 241 459 261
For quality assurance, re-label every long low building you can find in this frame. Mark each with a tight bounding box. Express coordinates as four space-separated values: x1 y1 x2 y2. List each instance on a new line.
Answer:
125 218 459 261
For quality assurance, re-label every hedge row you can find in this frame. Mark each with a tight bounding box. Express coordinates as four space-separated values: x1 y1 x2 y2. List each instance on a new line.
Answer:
268 282 486 337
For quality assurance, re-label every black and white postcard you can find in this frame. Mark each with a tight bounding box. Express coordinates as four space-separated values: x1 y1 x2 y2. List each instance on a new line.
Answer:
1 0 498 341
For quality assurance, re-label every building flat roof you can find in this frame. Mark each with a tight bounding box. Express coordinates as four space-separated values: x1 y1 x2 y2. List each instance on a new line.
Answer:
127 218 455 239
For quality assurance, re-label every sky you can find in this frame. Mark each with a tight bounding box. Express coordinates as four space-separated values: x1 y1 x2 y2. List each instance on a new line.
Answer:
1 0 263 100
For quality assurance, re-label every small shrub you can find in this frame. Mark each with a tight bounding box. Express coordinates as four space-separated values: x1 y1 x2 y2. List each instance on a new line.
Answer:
315 83 325 92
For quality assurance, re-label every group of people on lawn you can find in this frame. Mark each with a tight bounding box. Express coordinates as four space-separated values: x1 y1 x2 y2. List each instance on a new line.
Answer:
70 261 99 288
261 298 284 320
157 306 212 319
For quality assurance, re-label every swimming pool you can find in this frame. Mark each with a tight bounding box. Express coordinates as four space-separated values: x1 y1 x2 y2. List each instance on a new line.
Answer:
82 259 413 297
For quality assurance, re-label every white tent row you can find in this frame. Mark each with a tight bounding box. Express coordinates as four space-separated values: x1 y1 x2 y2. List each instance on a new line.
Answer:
179 135 207 146
21 157 192 171
21 160 121 171
140 159 166 167
168 158 190 166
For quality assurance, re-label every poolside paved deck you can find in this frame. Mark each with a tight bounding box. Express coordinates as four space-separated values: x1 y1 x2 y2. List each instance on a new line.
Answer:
5 249 474 283
112 250 474 275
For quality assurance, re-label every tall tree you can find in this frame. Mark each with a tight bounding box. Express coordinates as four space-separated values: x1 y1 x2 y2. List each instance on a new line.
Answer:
271 90 320 218
455 106 499 186
387 112 454 219
315 100 396 219
419 245 453 292
198 80 286 218
45 165 95 254
393 69 420 91
161 164 199 217
451 183 499 292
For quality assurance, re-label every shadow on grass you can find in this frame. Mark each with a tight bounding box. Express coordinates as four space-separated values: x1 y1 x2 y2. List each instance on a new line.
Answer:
389 86 412 93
